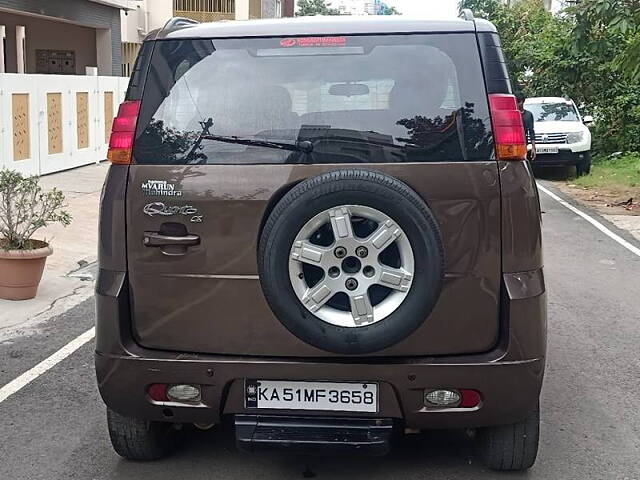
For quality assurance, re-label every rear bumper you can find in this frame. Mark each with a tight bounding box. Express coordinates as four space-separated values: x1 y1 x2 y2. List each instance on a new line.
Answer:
96 351 543 430
95 268 546 430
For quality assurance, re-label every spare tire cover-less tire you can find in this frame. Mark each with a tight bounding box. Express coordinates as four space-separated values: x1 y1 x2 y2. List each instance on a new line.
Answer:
258 170 444 355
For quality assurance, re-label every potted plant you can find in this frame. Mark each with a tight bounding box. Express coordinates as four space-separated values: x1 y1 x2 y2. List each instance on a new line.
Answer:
0 169 71 300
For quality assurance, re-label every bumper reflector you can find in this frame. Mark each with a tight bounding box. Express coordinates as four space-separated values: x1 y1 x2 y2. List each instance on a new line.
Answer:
167 384 201 403
425 389 461 406
459 389 482 408
424 389 482 408
147 383 168 402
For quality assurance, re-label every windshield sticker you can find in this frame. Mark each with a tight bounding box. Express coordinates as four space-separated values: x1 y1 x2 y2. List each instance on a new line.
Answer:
141 180 182 197
279 37 347 48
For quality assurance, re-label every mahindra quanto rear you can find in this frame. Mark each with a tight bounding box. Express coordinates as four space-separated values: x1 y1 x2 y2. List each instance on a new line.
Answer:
96 14 546 471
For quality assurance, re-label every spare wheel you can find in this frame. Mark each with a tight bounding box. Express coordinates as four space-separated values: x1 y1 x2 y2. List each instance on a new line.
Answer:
258 169 444 354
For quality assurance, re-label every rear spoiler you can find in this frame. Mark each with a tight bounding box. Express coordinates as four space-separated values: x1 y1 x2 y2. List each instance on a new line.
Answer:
144 17 199 42
460 9 511 94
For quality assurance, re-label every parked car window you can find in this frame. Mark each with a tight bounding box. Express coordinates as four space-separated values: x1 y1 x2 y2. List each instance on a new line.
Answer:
527 102 580 122
134 34 493 165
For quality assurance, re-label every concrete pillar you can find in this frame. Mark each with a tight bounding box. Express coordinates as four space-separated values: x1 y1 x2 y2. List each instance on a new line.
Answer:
236 0 250 20
249 0 262 18
282 0 295 17
147 0 173 31
96 28 112 75
16 25 25 74
0 26 5 73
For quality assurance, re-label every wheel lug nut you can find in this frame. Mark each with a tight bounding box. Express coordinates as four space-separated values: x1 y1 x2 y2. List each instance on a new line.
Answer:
363 266 375 278
334 246 347 258
356 246 368 258
328 267 340 278
345 278 358 291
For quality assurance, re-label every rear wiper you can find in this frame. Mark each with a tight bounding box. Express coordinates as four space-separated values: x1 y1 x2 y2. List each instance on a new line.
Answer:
185 117 313 164
201 134 314 154
308 133 421 150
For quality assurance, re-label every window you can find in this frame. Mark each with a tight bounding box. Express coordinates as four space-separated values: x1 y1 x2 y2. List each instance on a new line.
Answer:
134 34 493 165
526 102 580 122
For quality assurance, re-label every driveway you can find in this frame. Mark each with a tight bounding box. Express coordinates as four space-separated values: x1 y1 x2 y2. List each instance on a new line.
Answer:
1 182 639 479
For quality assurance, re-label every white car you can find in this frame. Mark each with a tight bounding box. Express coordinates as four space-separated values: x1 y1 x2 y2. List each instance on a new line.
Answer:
525 97 593 176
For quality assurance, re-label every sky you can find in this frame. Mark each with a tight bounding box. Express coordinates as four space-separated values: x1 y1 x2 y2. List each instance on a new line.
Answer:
386 0 459 19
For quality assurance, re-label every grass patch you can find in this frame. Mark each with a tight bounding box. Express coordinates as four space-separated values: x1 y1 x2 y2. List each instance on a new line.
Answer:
574 153 640 192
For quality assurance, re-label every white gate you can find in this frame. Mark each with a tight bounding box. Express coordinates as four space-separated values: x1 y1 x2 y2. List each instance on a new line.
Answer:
0 73 129 176
0 75 40 175
37 75 76 175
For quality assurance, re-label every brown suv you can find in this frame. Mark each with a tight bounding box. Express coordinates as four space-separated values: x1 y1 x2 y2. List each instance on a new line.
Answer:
96 13 546 471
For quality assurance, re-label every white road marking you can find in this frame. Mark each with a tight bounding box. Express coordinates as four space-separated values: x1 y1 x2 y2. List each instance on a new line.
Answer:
537 182 640 258
0 327 95 404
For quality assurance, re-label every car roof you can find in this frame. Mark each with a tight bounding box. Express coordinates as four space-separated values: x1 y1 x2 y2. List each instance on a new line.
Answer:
154 15 497 41
525 97 572 104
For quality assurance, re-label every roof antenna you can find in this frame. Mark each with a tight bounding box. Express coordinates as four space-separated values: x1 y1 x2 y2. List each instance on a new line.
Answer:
460 9 475 21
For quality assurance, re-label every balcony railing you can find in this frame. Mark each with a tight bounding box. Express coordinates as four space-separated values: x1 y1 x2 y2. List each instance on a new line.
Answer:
173 10 235 22
173 0 235 14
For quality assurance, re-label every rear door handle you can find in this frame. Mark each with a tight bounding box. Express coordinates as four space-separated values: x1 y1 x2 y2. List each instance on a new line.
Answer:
143 231 200 248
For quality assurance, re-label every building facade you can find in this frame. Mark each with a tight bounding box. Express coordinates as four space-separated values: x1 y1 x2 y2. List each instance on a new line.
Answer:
329 0 394 16
0 0 125 76
121 0 294 75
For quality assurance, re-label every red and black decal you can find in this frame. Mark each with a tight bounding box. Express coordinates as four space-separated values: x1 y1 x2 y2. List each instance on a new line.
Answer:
279 36 348 48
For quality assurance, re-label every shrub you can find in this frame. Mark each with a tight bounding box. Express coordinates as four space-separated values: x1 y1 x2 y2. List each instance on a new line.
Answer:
0 169 71 250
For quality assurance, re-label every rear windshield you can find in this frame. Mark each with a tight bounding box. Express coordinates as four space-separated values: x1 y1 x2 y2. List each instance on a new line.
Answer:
526 102 579 122
133 34 493 165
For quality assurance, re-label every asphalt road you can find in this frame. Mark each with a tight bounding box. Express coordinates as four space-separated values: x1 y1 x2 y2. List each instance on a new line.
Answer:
1 181 639 480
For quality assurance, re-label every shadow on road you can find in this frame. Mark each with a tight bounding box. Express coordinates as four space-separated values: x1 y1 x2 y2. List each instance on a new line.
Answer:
532 165 574 181
106 422 499 479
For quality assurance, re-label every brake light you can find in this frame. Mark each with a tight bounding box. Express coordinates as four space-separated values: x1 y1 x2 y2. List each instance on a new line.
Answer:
488 94 527 161
107 100 141 164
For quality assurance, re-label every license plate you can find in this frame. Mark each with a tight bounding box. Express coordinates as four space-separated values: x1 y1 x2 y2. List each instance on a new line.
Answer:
537 146 559 154
245 380 378 413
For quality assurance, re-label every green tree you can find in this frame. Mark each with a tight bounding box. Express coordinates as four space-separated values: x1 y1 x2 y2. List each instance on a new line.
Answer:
570 0 640 83
296 0 340 16
458 0 504 18
458 0 640 154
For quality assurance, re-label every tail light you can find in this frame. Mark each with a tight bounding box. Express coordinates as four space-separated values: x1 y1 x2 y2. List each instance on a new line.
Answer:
107 100 141 164
488 94 527 161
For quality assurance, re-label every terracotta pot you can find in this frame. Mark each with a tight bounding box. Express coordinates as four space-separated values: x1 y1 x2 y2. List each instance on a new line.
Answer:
0 240 53 300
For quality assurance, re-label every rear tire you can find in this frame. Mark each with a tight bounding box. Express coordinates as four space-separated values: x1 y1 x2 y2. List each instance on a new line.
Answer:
107 408 178 461
479 403 540 471
576 152 591 177
582 152 592 175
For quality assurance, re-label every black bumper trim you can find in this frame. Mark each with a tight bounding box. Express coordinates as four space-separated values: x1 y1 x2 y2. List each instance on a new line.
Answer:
235 415 394 456
534 150 586 166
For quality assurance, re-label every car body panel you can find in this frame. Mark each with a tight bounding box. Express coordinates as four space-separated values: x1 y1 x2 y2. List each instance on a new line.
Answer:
95 261 546 428
96 17 546 432
155 16 482 41
126 162 502 357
